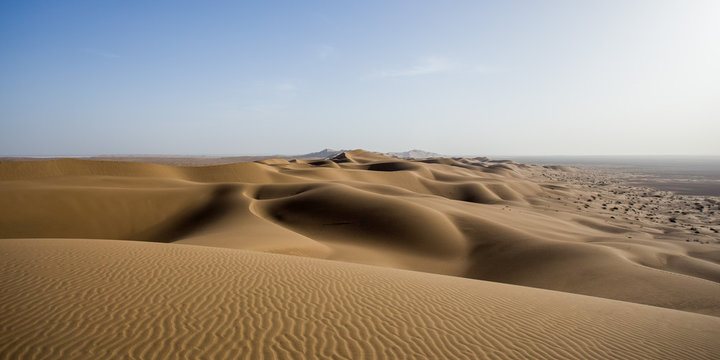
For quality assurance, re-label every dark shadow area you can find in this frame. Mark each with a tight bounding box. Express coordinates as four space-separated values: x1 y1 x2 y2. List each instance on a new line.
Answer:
366 162 420 172
139 184 238 243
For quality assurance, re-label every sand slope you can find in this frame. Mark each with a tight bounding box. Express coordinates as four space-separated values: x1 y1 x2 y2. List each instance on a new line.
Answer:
1 150 720 317
1 238 719 360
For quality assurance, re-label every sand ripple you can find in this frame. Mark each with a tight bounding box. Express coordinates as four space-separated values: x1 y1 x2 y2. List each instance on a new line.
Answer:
2 238 719 359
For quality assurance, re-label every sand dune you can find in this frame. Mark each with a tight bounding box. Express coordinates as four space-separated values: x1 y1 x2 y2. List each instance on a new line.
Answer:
2 238 719 360
2 150 720 358
1 150 719 317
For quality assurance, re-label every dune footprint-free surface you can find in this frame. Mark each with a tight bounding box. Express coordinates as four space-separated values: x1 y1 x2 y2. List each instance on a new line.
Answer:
2 238 720 360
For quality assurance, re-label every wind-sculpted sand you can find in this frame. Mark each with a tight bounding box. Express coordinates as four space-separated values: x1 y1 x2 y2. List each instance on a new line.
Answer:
2 238 720 360
2 150 720 358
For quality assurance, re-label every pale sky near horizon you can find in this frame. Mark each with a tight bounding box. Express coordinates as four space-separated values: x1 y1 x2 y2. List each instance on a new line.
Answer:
1 1 719 156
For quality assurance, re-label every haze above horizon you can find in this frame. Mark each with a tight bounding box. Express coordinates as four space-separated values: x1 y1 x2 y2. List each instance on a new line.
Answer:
1 1 719 156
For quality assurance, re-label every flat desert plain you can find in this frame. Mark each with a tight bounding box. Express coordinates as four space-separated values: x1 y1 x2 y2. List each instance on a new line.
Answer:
2 150 719 359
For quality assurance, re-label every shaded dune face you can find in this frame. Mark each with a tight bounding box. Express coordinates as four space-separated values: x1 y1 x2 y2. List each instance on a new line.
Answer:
253 184 467 257
136 184 241 243
365 161 422 172
1 149 720 316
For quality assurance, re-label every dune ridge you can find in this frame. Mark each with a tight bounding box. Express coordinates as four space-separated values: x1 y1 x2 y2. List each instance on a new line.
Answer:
1 150 719 317
2 238 719 360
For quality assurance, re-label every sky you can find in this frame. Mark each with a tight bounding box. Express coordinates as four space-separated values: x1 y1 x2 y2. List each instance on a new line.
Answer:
1 0 719 156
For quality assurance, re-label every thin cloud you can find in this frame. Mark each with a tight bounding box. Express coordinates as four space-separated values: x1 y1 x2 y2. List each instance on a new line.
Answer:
371 56 457 78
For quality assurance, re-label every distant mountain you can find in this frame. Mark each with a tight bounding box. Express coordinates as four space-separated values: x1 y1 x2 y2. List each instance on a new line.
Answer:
385 149 445 159
296 148 446 160
295 148 347 159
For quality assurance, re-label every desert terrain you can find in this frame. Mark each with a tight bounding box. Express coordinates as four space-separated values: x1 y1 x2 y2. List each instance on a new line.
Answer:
2 150 719 359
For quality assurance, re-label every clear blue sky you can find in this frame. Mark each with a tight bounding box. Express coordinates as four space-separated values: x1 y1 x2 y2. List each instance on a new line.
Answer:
1 0 718 156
